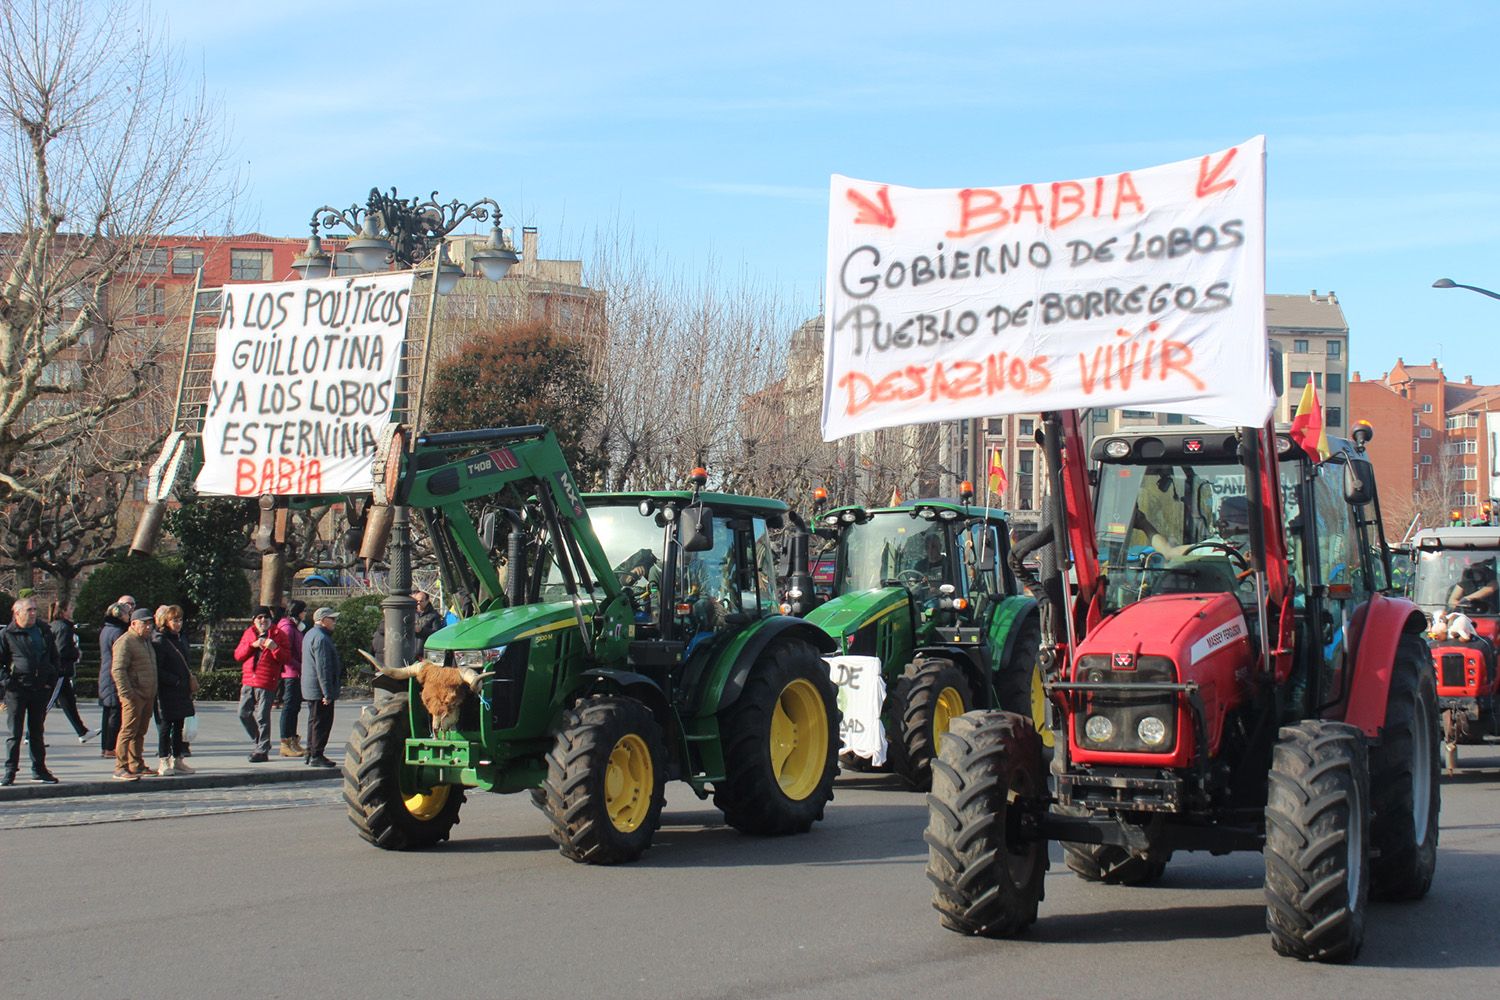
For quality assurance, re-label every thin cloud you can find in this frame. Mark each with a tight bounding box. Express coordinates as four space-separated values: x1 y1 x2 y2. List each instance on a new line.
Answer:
679 181 824 202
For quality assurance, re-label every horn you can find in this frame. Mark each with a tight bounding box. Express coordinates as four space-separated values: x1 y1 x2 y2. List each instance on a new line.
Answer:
357 649 422 680
458 667 497 691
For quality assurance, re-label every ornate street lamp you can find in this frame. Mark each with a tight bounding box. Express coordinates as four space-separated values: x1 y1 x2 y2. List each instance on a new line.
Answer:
291 187 520 678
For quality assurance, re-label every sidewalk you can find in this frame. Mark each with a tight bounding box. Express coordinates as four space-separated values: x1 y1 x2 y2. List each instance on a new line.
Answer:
0 700 370 803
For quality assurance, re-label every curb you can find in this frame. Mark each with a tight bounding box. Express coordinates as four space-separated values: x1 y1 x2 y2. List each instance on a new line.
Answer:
0 766 342 803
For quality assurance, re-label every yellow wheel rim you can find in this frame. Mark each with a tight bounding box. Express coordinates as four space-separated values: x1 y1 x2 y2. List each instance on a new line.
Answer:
604 733 654 833
405 784 450 821
770 678 829 801
933 686 966 755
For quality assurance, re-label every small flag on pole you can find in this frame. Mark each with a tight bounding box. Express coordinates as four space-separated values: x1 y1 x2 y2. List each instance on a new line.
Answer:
1289 383 1330 462
987 447 1007 495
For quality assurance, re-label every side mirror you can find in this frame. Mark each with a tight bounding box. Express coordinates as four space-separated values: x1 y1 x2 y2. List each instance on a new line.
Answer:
680 506 715 552
479 510 497 551
1343 457 1376 507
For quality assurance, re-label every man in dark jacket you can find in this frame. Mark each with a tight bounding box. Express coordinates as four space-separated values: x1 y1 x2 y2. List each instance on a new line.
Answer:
300 607 343 767
2 596 61 784
97 601 131 759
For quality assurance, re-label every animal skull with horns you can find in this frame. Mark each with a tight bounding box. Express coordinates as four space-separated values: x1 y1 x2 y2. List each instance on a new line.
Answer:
359 650 494 732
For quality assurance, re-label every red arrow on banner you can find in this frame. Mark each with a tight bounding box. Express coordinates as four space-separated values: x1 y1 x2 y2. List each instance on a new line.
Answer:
1195 147 1238 198
847 185 897 228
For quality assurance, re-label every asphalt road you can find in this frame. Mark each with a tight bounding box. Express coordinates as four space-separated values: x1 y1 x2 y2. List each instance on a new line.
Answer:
3 749 1498 1000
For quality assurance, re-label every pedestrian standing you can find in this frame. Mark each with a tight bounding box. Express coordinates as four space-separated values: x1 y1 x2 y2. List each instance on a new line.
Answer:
413 590 444 644
301 607 343 767
110 608 159 781
235 606 287 762
276 600 307 758
1 596 61 785
47 600 92 742
96 600 131 759
151 605 196 776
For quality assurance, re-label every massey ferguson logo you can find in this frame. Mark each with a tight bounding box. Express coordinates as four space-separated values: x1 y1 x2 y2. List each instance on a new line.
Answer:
1112 652 1136 670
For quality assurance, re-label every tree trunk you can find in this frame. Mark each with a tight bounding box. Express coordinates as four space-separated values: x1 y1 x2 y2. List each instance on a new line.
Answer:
200 621 220 672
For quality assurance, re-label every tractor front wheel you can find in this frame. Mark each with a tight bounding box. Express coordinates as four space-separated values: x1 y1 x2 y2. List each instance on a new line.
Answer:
541 696 667 865
887 658 973 791
714 638 839 835
1368 633 1440 901
1264 720 1369 963
925 711 1048 937
343 695 465 850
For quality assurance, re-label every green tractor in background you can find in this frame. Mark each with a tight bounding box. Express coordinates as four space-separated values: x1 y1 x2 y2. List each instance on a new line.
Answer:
788 485 1045 789
343 425 840 864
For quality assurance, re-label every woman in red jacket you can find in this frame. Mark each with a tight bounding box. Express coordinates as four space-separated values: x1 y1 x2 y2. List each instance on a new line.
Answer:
235 607 288 762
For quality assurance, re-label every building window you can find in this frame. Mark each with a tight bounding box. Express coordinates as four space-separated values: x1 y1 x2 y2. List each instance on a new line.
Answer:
1165 412 1184 425
1294 339 1309 353
195 290 223 315
1122 409 1151 418
1413 412 1420 425
171 248 204 275
1461 493 1478 506
1327 373 1342 394
136 248 168 273
134 285 164 316
1413 440 1420 453
1091 409 1108 423
1326 407 1341 428
986 418 1005 434
1421 454 1433 465
1420 428 1432 439
230 249 272 281
1289 371 1309 389
1018 418 1034 438
1328 341 1342 358
1423 403 1433 413
1017 450 1034 510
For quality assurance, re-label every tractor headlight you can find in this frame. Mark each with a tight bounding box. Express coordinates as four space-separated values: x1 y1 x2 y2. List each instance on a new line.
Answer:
1137 716 1168 747
1084 715 1114 743
452 647 504 670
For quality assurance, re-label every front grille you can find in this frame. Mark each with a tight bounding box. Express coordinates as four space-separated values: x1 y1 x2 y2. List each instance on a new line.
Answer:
1072 654 1178 753
1440 653 1467 690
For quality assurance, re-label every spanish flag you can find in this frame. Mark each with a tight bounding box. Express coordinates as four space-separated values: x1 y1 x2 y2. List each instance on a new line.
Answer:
1289 382 1331 462
987 447 1007 495
889 485 903 506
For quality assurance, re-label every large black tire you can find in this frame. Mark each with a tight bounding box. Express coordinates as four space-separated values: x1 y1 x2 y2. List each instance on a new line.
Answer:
925 711 1048 937
713 638 839 835
886 658 973 791
1264 721 1370 963
1368 633 1440 901
541 696 667 865
1059 805 1170 885
995 618 1040 717
343 696 465 850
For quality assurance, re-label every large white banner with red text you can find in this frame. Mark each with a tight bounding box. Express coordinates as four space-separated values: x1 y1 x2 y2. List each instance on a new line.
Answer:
194 272 413 496
821 137 1270 440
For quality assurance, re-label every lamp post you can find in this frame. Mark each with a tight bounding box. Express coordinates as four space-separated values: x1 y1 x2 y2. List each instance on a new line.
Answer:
292 188 518 677
1432 277 1500 301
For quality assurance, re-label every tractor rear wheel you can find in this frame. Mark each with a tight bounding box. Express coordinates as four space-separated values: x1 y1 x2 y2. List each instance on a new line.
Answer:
925 711 1048 937
713 638 839 835
343 695 466 850
1264 721 1369 963
996 618 1052 750
887 658 973 791
541 696 666 864
1368 633 1440 901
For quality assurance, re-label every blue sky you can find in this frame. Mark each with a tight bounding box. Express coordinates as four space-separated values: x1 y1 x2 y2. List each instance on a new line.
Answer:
161 0 1500 383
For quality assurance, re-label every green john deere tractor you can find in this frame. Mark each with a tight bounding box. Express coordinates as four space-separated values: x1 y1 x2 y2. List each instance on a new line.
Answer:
790 489 1046 789
343 425 840 864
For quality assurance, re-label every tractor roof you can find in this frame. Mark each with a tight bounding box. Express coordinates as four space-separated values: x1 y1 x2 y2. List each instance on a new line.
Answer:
1091 423 1357 465
584 491 789 517
823 499 1007 523
1412 526 1500 550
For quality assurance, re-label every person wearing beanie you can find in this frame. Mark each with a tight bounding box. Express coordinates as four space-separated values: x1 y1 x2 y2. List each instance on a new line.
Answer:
234 607 287 762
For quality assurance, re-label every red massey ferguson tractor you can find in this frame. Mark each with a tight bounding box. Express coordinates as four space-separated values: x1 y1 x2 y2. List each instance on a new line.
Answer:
1408 525 1500 772
925 414 1439 963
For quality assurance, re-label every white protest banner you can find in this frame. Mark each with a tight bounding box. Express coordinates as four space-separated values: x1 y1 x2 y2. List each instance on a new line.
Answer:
822 137 1269 440
194 271 414 496
827 654 887 765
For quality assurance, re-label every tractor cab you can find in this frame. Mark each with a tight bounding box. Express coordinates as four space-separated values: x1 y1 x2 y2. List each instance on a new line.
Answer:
1411 528 1500 632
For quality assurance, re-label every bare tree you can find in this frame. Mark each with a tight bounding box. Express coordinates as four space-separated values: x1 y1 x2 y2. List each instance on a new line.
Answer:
0 0 233 593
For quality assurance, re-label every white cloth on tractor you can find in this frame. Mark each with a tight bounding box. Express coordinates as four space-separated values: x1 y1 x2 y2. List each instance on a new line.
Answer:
825 655 887 766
